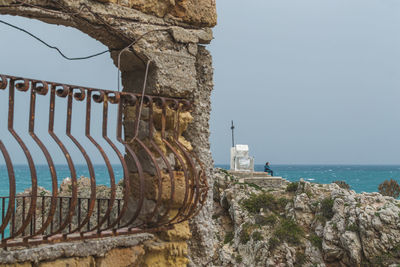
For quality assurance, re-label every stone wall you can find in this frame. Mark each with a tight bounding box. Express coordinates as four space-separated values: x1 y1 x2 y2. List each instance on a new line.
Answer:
94 0 217 27
0 0 216 265
0 233 190 266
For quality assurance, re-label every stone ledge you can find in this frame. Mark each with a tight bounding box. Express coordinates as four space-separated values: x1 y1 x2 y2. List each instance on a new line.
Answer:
228 171 275 179
244 177 288 189
0 233 154 264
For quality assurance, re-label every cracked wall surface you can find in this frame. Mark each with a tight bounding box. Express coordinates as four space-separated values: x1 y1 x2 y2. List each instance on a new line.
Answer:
0 0 216 266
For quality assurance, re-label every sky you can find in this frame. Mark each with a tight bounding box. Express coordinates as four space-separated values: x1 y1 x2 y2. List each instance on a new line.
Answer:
210 0 400 165
0 0 400 165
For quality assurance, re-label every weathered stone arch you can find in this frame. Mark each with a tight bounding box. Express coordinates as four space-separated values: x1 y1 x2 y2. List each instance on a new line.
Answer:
0 0 216 266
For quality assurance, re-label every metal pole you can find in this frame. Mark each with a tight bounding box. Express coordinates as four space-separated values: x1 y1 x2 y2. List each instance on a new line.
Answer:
231 120 235 147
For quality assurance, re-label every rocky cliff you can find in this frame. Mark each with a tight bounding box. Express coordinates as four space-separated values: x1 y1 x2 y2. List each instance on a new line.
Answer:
211 169 400 267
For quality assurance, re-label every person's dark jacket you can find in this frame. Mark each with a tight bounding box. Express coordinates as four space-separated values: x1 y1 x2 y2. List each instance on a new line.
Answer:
264 165 272 172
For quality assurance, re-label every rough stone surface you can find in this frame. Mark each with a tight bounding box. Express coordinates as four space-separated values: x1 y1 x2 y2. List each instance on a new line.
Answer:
0 234 192 266
93 0 217 27
95 246 145 266
0 234 153 264
211 168 400 267
186 46 216 266
0 1 216 265
39 257 95 267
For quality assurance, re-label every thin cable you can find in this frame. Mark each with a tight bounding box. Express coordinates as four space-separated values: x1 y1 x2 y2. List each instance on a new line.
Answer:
133 60 151 140
0 19 112 60
0 14 170 91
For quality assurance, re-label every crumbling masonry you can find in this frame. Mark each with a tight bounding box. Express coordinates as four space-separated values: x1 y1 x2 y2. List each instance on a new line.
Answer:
0 0 216 266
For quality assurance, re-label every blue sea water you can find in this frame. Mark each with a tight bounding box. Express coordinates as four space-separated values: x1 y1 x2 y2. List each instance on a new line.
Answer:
0 164 399 238
0 164 399 196
215 164 400 194
0 164 124 238
0 164 124 197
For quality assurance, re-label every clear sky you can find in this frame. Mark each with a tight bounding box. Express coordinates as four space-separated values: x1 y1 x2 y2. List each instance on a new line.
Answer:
1 0 400 165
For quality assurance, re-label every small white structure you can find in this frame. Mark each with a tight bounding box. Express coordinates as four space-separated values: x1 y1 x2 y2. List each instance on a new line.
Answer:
230 144 254 172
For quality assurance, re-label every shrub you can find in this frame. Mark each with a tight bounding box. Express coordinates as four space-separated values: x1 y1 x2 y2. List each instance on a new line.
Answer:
252 231 263 241
235 255 243 263
277 197 289 209
286 182 299 192
241 193 288 213
391 243 400 257
321 197 334 219
255 214 277 226
346 223 359 232
333 180 351 190
240 223 252 244
224 231 234 244
240 231 250 244
309 233 322 250
273 218 304 245
378 179 400 198
314 214 326 225
295 251 306 266
243 182 263 191
305 190 313 198
268 237 280 250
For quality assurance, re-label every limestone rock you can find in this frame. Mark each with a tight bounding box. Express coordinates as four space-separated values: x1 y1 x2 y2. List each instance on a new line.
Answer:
211 168 400 266
94 0 217 27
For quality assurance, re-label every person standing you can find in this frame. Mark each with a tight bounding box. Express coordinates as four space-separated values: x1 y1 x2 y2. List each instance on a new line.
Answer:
264 162 274 176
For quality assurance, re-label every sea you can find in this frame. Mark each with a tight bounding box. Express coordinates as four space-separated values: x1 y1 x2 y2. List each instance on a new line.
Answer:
1 164 400 196
215 164 400 194
0 164 399 237
0 164 124 197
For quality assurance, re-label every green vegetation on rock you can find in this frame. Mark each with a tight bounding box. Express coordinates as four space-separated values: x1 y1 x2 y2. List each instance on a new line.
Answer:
286 182 299 192
268 237 280 250
333 180 351 190
241 193 288 213
273 218 304 245
224 231 234 244
309 233 323 250
255 214 277 226
235 254 243 263
346 223 359 232
294 251 306 267
240 223 253 244
378 179 400 198
321 197 334 219
252 231 263 241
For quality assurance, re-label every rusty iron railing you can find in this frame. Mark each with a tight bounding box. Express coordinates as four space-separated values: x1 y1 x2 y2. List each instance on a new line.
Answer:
0 74 208 248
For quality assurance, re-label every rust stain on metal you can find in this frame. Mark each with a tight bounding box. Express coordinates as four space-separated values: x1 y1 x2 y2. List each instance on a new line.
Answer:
0 74 208 248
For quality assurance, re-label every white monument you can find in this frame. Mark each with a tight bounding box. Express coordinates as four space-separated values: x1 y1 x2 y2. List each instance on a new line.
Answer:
230 144 254 172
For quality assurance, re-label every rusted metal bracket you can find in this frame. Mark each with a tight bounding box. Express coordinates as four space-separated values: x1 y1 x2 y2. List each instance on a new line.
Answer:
0 74 208 248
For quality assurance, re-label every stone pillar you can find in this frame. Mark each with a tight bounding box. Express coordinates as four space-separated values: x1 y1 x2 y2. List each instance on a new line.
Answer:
0 0 217 265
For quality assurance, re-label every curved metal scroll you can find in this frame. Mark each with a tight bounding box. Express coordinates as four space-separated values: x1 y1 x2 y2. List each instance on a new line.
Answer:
0 74 208 248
